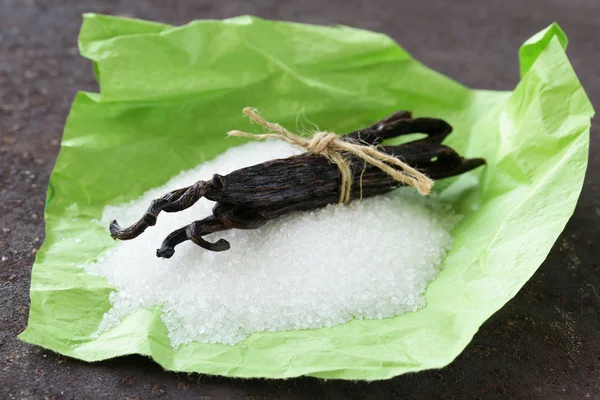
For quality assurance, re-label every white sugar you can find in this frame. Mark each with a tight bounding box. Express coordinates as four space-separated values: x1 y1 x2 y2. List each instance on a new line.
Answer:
83 141 460 347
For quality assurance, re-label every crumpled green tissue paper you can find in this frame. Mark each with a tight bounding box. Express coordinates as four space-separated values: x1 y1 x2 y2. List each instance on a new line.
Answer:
20 14 594 380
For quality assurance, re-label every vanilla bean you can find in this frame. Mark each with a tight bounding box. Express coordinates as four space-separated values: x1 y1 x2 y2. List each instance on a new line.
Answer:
109 111 485 258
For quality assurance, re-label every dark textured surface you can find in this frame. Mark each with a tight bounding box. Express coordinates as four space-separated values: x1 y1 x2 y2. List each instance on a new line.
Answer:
0 1 598 399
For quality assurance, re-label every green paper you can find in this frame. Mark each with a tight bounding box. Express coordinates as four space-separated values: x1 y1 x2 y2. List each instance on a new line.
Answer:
20 14 593 380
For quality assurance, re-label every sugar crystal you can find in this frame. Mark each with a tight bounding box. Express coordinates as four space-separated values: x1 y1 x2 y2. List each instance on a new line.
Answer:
83 141 460 347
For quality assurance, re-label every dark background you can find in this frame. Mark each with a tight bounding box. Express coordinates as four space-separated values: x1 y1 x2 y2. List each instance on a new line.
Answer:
1 1 598 399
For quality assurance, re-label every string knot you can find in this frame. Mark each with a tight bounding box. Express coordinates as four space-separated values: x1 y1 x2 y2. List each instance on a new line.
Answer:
227 107 434 205
307 132 339 154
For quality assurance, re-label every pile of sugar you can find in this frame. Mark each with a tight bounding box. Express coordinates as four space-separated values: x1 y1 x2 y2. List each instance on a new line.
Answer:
83 141 460 347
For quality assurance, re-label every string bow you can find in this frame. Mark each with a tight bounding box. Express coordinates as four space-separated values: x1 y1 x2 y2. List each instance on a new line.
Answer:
228 107 434 204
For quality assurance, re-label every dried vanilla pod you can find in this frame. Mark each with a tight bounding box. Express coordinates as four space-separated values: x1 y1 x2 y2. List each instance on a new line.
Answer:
109 110 485 258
